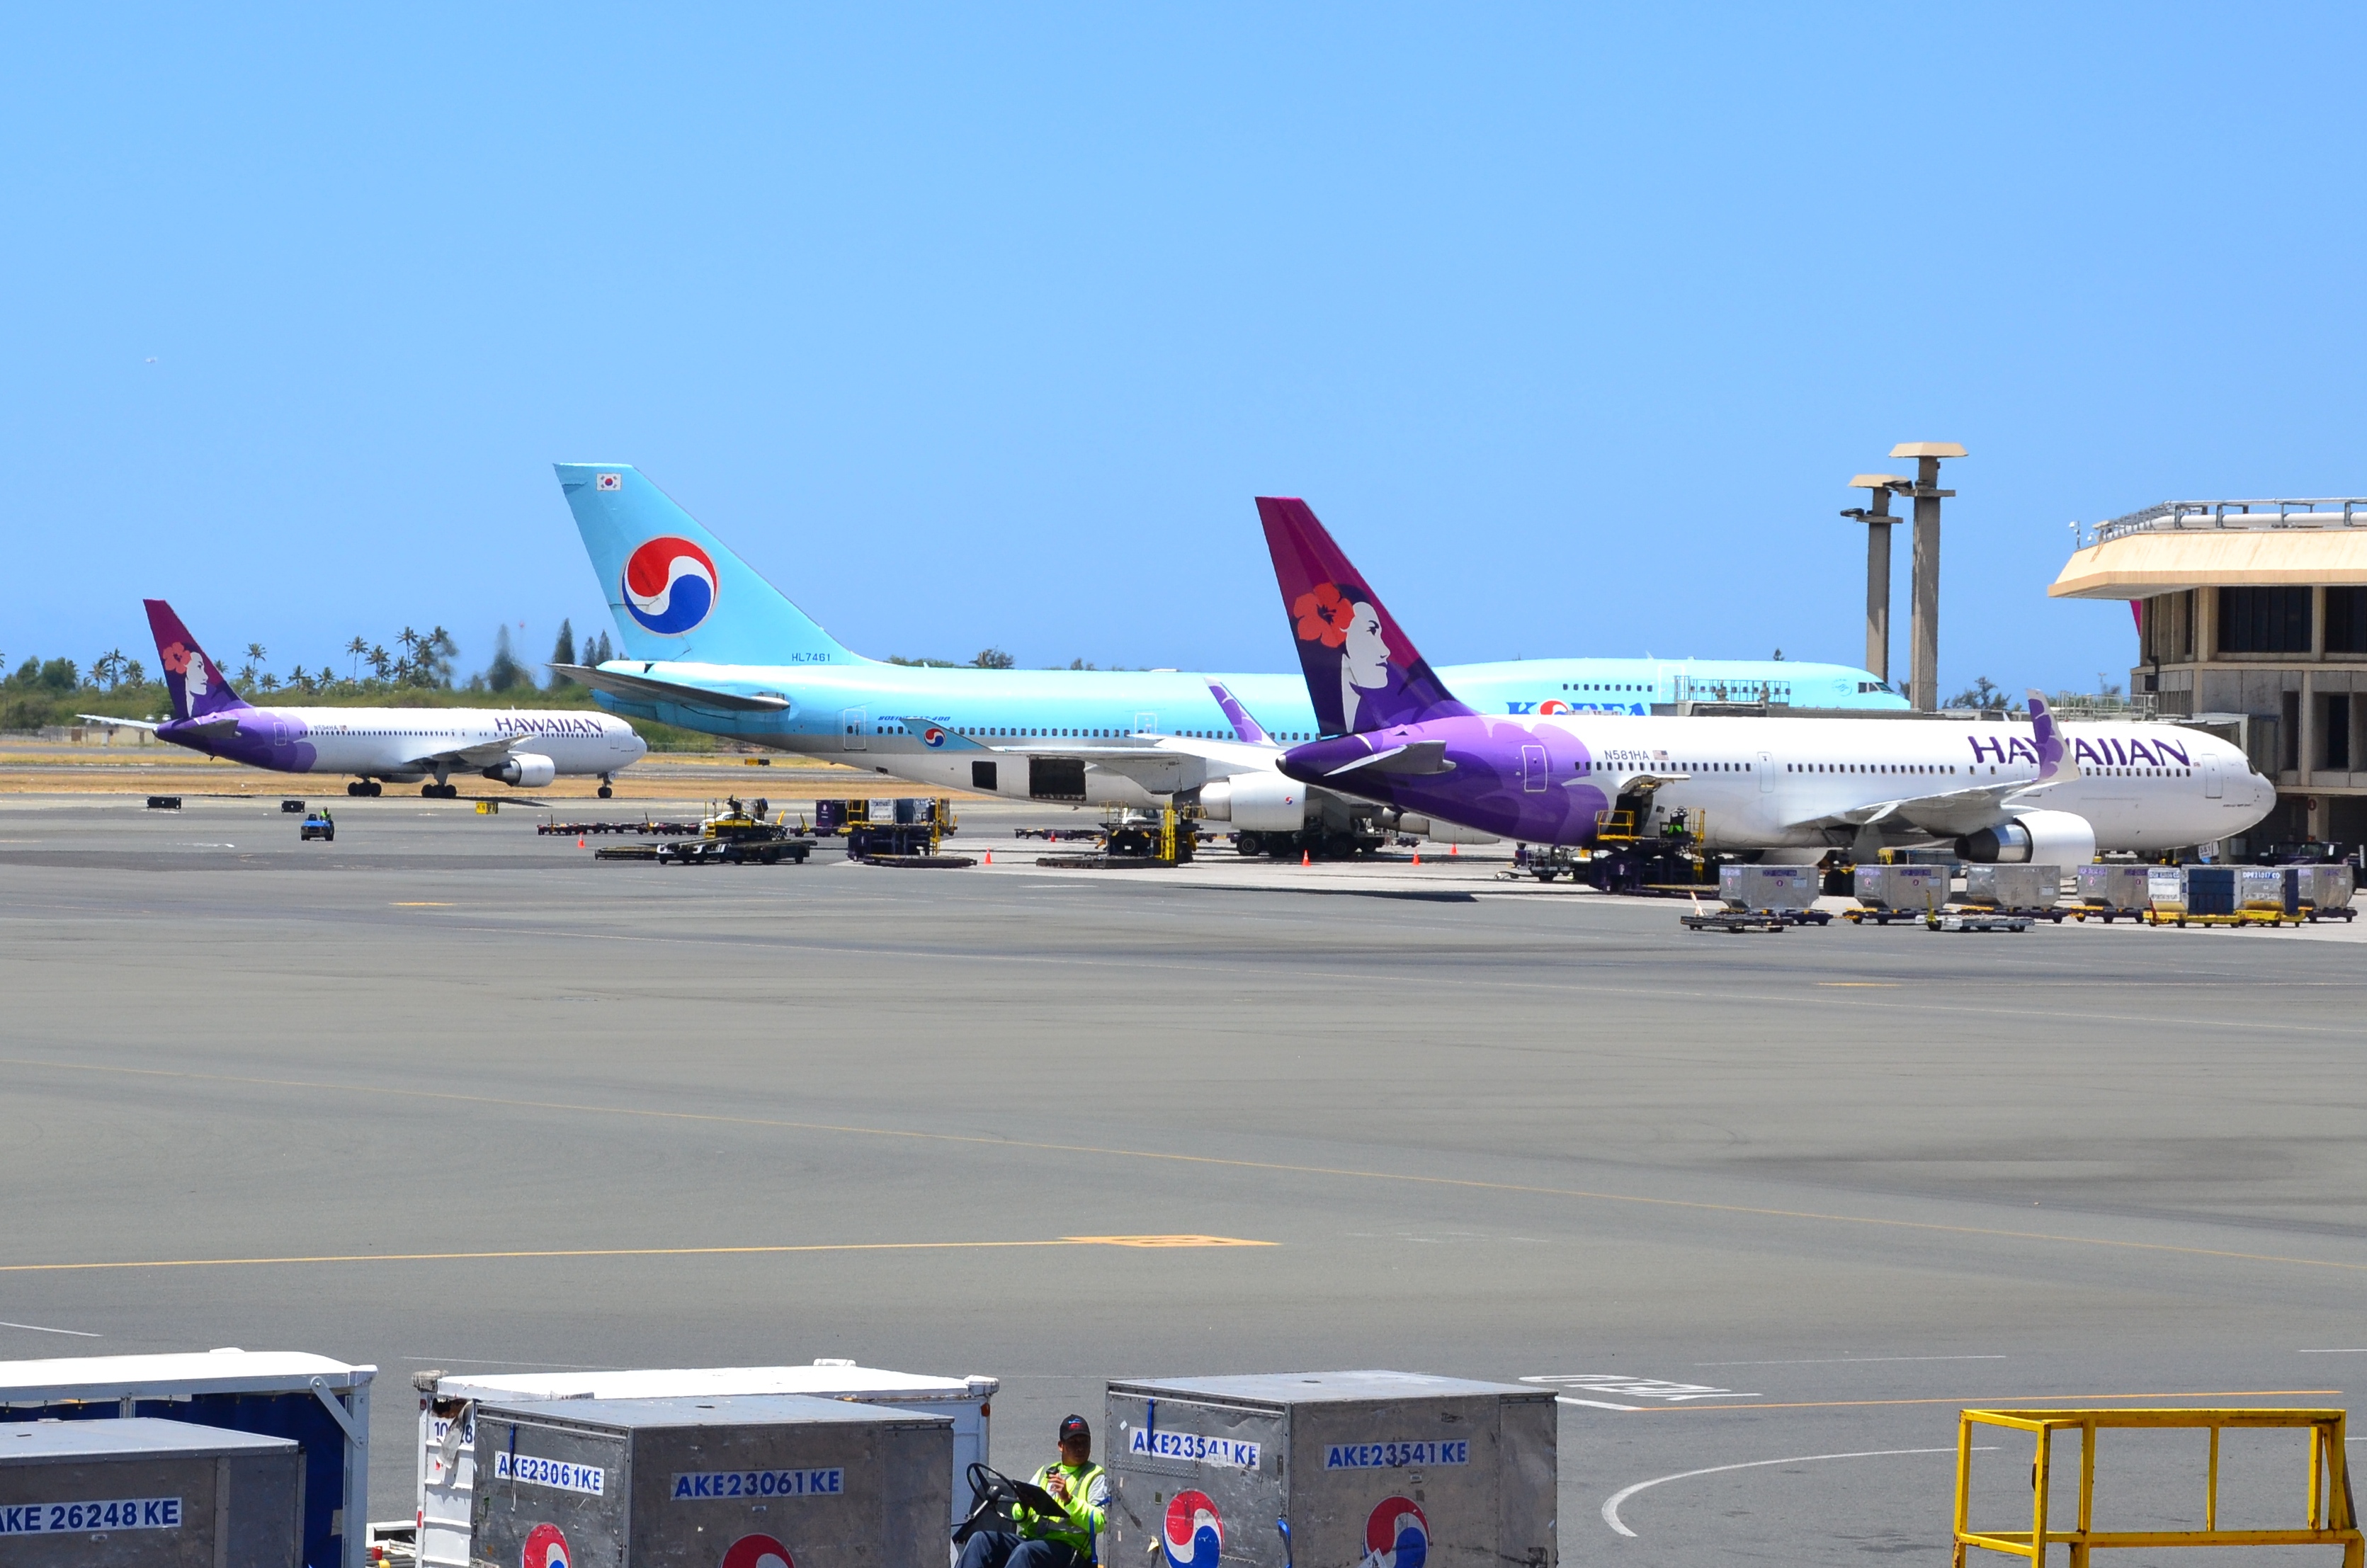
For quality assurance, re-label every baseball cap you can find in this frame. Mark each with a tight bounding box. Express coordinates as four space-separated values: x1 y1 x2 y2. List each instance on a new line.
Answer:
1060 1415 1091 1441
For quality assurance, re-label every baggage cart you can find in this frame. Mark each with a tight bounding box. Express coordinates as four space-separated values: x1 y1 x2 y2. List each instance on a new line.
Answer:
1848 864 1949 924
1104 1371 1555 1568
416 1363 996 1568
2290 863 2359 921
0 1416 302 1567
2071 863 2151 921
470 1394 950 1568
1961 864 2066 919
1718 864 1827 923
0 1350 375 1568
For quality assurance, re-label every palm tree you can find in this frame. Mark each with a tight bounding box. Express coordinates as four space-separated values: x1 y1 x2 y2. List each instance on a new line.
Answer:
92 649 124 689
122 659 145 688
257 673 278 692
244 642 267 669
367 644 392 681
346 635 368 681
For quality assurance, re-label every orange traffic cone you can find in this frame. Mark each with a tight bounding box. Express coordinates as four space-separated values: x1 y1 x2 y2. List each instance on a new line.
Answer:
1451 843 1459 856
984 850 993 865
1412 852 1421 865
577 836 585 848
1301 850 1310 867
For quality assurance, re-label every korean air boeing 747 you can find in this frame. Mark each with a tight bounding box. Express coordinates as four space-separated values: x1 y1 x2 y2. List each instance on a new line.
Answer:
550 464 1902 844
83 601 647 796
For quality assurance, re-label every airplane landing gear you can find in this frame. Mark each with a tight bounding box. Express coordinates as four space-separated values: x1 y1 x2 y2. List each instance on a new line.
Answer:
421 783 459 799
349 780 383 797
598 774 613 800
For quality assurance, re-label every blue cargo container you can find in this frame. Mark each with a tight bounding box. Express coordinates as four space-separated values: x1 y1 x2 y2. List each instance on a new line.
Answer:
0 1350 373 1568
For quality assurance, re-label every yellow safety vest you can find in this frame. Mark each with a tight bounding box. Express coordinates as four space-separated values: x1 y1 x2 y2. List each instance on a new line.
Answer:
1018 1461 1108 1558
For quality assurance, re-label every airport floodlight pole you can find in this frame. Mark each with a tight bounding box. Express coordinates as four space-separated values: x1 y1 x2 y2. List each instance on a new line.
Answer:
1888 441 1965 711
1840 474 1912 686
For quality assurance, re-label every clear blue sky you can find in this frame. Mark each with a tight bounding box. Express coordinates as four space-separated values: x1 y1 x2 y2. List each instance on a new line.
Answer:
8 6 2362 695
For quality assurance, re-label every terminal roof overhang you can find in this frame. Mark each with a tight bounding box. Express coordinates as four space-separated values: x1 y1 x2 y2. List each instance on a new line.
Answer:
2050 530 2367 601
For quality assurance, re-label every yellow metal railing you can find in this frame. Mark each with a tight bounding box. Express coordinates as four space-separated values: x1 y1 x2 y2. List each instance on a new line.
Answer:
1954 1407 2363 1566
1594 809 1637 841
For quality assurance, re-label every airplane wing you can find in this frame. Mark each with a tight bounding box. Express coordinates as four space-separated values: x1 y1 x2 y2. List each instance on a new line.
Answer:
895 717 1273 795
553 662 791 712
77 713 164 733
1786 692 2082 839
397 736 525 771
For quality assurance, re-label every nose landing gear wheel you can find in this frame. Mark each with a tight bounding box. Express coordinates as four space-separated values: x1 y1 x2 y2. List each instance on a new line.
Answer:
598 785 613 799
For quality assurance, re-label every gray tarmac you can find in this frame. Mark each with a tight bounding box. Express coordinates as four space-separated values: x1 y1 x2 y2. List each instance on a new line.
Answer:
4 792 2365 1564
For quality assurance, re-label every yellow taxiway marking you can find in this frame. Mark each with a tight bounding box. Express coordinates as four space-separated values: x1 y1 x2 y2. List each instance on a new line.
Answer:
0 1236 1271 1276
1635 1390 2341 1414
8 1056 2367 1280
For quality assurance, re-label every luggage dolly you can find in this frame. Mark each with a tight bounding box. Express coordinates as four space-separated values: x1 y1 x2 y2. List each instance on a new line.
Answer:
1926 911 2030 933
1681 909 1788 933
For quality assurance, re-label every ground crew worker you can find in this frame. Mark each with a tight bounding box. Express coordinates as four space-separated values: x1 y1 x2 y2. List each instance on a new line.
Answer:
958 1414 1108 1568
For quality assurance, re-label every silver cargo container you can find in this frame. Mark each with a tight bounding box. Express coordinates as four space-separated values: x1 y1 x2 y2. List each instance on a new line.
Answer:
470 1394 950 1568
0 1416 300 1568
418 1363 994 1568
1853 864 1949 913
1962 864 2063 911
2236 865 2287 911
1718 863 1819 911
1104 1372 1555 1568
2291 863 2358 915
2074 863 2151 913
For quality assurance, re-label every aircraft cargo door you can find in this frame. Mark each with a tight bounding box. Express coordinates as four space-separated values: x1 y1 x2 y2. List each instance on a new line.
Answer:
1758 751 1774 793
1521 743 1548 792
2204 758 2224 798
1030 756 1087 801
841 708 866 751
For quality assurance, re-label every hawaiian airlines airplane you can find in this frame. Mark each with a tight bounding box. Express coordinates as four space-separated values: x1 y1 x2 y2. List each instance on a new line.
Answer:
82 601 647 797
1242 499 2276 863
550 463 1900 831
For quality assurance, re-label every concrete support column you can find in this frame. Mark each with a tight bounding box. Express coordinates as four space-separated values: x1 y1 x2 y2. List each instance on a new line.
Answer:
1890 443 1964 712
1841 475 1909 687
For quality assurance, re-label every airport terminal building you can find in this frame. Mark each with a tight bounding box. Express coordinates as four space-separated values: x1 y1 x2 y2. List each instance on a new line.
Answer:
2054 499 2367 848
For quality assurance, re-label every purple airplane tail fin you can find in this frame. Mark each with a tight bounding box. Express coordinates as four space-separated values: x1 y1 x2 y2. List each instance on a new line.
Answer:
144 600 251 722
1254 497 1473 736
1205 681 1272 746
2026 689 2077 782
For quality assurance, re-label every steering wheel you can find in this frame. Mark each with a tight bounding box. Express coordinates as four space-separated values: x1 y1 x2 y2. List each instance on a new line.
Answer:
953 1462 1026 1545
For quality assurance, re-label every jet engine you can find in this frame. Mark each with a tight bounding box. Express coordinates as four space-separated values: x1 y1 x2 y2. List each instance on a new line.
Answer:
1392 812 1502 846
484 753 557 788
1956 807 2096 865
1197 772 1306 830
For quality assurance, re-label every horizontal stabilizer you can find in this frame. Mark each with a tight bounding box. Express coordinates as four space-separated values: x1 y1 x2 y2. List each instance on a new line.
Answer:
1323 739 1456 777
76 714 162 733
553 663 791 712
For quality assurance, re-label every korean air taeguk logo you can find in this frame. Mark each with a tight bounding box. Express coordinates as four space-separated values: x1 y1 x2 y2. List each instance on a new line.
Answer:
622 535 718 636
1162 1490 1222 1568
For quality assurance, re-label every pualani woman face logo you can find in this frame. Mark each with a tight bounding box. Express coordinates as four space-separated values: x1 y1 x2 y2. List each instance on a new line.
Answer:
1294 581 1395 730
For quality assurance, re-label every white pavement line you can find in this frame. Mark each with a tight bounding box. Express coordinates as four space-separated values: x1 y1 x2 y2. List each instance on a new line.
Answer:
1556 1397 1644 1411
0 1319 100 1336
2299 1348 2367 1353
1694 1355 2005 1367
1600 1447 1987 1538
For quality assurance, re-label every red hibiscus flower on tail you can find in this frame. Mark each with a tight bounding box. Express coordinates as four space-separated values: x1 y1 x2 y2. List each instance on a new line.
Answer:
161 642 193 675
1293 583 1356 647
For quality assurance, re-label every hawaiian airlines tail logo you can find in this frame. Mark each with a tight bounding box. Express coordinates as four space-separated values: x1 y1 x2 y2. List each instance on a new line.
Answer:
522 1523 571 1568
1163 1489 1223 1568
1361 1497 1427 1568
622 535 718 635
160 640 214 698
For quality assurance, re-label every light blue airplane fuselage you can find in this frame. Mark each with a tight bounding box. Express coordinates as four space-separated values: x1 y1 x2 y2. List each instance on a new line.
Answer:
551 463 1906 772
